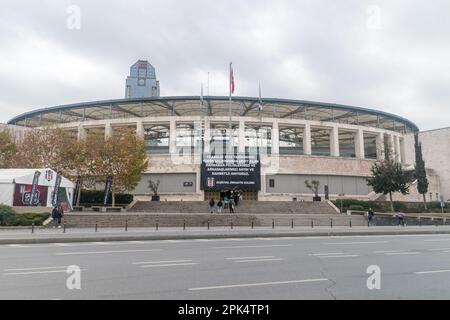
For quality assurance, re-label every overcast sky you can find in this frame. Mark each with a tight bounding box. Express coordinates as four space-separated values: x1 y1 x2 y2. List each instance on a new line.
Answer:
0 0 449 130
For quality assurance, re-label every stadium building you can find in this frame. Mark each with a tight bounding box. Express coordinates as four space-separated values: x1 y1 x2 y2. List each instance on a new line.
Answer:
4 61 448 203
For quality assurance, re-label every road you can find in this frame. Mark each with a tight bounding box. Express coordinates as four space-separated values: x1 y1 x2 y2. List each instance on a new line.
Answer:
2 233 450 299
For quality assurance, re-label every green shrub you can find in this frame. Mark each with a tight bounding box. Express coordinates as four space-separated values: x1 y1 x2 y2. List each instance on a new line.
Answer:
79 190 133 205
14 213 51 226
0 205 17 226
0 207 50 226
349 205 365 211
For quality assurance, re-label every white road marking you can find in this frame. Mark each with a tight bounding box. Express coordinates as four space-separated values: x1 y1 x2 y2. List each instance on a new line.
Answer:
55 249 162 255
140 263 199 268
424 239 450 242
234 258 284 263
7 244 28 248
316 255 360 259
324 241 389 245
226 256 276 260
53 243 72 246
188 278 329 291
428 248 450 251
127 241 148 244
414 269 450 275
133 260 192 265
384 252 420 255
309 252 345 256
3 269 87 276
4 266 71 272
213 244 292 249
374 250 409 254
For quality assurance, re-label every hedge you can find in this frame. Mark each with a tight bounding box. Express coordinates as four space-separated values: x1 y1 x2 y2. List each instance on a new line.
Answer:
79 190 134 205
332 199 449 213
0 205 50 226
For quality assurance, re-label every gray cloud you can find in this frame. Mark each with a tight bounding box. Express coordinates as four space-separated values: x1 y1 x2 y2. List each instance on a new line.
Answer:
0 0 449 130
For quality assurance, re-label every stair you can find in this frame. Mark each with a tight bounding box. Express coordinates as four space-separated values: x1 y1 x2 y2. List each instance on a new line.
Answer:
131 201 338 215
61 213 367 228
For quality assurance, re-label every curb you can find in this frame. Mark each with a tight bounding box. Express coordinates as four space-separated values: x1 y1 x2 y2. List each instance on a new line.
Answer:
1 229 450 245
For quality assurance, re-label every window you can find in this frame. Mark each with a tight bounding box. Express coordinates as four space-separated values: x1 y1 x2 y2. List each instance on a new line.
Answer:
269 179 275 188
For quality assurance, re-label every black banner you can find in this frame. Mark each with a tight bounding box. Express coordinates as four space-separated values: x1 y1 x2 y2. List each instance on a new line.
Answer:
103 176 113 206
201 153 260 191
51 171 62 206
28 171 41 206
73 177 81 206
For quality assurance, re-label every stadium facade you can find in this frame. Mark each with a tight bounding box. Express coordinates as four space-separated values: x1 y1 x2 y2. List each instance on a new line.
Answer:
6 96 446 202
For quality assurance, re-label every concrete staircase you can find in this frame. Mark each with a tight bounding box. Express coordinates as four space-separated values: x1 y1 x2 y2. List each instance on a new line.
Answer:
62 213 367 228
131 200 338 215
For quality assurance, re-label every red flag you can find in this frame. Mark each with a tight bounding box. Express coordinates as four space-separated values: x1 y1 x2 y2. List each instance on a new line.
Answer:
230 62 235 94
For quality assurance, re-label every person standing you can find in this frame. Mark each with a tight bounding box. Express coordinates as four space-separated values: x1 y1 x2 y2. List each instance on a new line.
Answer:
57 205 64 228
396 211 405 226
217 199 223 214
234 192 240 206
224 196 229 210
51 206 59 228
367 208 375 225
208 199 215 214
229 198 235 213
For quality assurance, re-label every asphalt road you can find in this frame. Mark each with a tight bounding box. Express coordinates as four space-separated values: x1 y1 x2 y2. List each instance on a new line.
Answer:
2 233 450 299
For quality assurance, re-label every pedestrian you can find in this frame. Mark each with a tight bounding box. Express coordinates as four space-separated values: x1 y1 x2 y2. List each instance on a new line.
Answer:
395 211 405 226
57 205 64 228
217 199 223 213
368 208 375 225
51 206 59 228
229 198 235 213
224 196 229 210
234 192 240 206
208 198 215 214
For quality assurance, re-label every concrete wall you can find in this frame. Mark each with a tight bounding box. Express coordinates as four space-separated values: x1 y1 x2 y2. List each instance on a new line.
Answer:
133 173 196 194
419 127 450 201
265 174 372 196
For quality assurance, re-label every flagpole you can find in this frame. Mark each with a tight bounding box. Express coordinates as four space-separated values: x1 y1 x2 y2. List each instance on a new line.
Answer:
228 62 232 153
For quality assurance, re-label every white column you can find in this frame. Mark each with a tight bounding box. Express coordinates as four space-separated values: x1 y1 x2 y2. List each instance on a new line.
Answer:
303 123 311 155
400 137 406 164
136 120 145 139
238 119 245 153
355 128 365 159
394 135 401 163
388 134 395 161
271 120 279 155
203 117 211 153
169 118 176 154
330 126 340 157
77 124 86 141
104 122 113 139
376 132 385 160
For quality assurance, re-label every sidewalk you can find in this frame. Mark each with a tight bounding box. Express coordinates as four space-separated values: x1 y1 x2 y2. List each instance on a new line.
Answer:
1 225 450 244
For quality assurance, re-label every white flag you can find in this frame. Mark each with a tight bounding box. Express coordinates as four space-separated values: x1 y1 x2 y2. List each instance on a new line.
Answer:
258 82 263 111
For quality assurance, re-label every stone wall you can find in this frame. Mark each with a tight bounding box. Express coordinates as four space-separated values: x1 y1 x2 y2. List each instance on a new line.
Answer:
419 127 450 202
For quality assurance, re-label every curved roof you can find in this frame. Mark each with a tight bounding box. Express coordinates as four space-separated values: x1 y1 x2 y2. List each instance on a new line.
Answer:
7 96 419 133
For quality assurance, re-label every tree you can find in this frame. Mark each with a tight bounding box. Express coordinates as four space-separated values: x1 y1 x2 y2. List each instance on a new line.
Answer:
0 130 17 168
305 180 320 197
414 133 429 211
148 179 160 197
14 127 79 173
366 159 410 212
94 128 148 207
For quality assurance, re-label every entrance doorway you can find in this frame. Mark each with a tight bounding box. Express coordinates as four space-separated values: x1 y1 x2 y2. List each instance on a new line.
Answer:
204 190 258 201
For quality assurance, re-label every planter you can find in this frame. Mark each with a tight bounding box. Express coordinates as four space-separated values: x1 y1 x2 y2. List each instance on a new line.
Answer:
313 196 322 202
151 195 160 201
